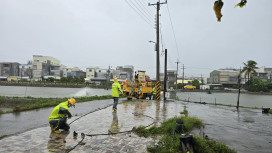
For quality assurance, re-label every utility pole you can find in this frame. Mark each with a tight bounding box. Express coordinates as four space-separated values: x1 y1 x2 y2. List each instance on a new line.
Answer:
149 0 167 82
164 49 167 100
107 65 110 90
149 0 167 101
175 59 180 89
182 64 184 89
237 68 241 109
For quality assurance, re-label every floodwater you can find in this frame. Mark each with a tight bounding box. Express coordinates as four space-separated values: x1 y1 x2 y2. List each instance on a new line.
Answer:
185 102 272 153
176 91 272 108
0 86 111 98
1 99 271 153
0 99 114 137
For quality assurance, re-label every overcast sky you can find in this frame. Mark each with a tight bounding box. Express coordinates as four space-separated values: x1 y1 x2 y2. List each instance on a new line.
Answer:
0 0 271 78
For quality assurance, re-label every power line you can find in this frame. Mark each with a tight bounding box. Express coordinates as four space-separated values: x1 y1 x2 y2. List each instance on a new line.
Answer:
133 0 153 18
166 3 180 59
124 0 154 28
138 0 154 16
126 0 154 26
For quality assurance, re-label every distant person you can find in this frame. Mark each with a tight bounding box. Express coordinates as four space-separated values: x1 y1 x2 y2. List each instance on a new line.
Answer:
152 86 157 100
48 98 76 134
112 78 123 112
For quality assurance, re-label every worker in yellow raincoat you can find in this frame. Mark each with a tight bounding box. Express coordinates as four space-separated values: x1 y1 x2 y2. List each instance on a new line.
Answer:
48 98 76 134
112 78 123 112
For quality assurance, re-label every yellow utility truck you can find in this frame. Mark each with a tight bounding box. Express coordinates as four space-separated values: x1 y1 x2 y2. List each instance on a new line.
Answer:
122 70 153 100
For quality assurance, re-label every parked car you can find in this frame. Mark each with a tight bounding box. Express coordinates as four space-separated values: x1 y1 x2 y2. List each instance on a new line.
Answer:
184 85 196 89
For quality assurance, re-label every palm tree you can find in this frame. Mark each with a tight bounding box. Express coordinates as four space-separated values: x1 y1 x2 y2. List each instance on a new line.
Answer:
241 60 258 88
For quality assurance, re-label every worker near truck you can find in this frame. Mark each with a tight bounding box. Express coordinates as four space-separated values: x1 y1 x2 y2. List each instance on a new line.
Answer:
48 98 76 134
112 78 123 112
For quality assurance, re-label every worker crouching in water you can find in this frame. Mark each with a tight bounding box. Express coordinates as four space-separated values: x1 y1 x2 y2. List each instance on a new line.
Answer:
112 78 123 112
48 98 76 134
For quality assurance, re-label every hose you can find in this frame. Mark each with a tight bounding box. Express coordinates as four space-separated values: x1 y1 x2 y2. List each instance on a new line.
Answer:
65 104 155 153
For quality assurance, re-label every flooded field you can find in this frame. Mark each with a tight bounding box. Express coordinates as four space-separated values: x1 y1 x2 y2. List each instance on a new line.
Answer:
0 86 111 98
185 102 272 153
176 91 272 108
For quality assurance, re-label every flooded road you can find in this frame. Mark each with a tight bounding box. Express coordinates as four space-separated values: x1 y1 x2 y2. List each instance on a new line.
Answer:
184 102 272 153
0 86 111 98
177 91 272 108
0 99 114 137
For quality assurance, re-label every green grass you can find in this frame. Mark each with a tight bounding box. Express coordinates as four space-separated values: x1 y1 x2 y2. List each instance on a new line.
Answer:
193 136 236 153
133 111 235 153
133 116 203 138
0 95 112 114
269 109 272 114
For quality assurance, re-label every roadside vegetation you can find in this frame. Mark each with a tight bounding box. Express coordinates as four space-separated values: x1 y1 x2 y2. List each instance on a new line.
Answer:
0 95 112 114
132 107 236 153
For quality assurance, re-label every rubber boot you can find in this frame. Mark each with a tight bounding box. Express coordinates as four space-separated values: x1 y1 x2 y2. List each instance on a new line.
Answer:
50 125 54 132
54 130 61 134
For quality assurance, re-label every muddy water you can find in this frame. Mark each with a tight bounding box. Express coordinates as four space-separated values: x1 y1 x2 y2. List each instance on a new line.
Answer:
0 86 111 98
176 91 272 108
0 99 114 137
184 101 272 153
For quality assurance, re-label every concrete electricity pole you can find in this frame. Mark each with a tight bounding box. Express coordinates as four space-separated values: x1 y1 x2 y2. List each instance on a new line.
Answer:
149 0 167 101
237 68 241 109
175 59 180 89
149 0 167 82
164 49 167 100
107 65 111 90
182 64 184 89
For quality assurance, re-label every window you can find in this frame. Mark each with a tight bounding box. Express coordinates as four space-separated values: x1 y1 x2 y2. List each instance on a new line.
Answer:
89 69 92 72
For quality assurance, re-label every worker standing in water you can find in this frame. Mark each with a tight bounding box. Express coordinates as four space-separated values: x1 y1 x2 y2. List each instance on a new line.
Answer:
112 78 123 112
152 86 156 100
48 98 76 134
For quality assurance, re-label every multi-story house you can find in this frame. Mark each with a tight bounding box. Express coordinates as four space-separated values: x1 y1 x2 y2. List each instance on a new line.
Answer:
32 55 61 81
0 62 20 77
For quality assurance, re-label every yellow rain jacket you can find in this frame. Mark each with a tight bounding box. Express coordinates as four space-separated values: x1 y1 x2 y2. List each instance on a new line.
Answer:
152 87 157 95
112 82 123 97
48 101 72 122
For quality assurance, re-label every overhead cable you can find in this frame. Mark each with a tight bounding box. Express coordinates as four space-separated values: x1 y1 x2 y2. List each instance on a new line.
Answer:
166 3 180 59
125 0 154 27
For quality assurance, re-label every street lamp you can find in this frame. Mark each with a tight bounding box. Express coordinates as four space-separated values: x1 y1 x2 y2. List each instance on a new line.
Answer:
148 41 156 51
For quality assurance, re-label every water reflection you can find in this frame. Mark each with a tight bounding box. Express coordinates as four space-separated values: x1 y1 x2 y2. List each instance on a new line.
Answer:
155 101 160 124
108 112 120 134
47 131 70 152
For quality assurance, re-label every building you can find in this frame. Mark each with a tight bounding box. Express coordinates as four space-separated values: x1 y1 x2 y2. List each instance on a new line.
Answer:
32 55 61 81
19 61 33 80
62 67 85 78
252 67 272 83
0 62 20 80
207 69 241 87
113 65 134 81
86 67 99 81
33 55 60 66
160 70 177 84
